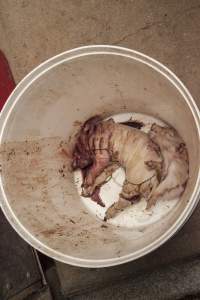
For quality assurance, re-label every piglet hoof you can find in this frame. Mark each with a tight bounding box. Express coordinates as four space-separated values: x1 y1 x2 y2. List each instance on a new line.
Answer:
104 204 119 221
81 187 93 197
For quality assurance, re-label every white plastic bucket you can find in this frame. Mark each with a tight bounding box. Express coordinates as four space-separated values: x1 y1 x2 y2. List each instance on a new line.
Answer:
0 46 199 267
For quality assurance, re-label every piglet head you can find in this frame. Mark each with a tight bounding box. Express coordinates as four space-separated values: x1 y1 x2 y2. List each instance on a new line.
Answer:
72 115 102 170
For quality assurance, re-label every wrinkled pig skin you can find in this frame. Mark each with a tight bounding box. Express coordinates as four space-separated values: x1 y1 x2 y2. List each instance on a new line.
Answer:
72 116 162 218
146 123 189 209
72 117 189 220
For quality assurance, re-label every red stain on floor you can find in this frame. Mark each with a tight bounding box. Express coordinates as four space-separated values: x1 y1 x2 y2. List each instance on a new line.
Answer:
0 50 15 111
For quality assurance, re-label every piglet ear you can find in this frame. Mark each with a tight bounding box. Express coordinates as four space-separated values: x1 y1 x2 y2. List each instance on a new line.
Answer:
83 115 102 132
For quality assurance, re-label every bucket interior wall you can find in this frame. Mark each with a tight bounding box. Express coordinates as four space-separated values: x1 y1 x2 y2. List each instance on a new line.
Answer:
0 51 199 266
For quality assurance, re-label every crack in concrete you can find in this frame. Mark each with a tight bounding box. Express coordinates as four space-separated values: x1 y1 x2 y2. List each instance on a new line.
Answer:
111 3 200 45
112 21 161 45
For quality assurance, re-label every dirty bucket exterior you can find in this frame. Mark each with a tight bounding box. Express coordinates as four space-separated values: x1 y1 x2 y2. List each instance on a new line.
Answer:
0 46 199 267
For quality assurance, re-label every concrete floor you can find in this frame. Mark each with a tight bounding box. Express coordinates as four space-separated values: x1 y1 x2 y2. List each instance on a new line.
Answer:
0 0 200 112
1 1 200 299
70 257 200 300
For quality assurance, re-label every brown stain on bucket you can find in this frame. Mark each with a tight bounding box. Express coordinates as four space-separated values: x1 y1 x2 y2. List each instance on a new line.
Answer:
0 137 105 248
40 224 67 237
0 135 150 260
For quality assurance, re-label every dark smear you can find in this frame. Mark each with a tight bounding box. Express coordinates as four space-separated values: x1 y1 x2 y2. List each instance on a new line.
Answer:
123 194 141 203
176 142 186 154
120 120 144 130
101 224 108 228
69 219 76 224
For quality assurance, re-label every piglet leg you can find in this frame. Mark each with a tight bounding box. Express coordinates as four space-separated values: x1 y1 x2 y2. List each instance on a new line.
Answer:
82 150 110 188
104 197 132 220
82 163 119 197
105 180 140 220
